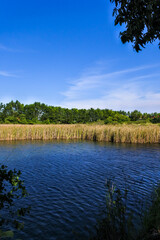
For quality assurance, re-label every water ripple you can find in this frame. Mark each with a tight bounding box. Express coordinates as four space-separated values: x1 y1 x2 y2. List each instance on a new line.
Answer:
0 141 160 239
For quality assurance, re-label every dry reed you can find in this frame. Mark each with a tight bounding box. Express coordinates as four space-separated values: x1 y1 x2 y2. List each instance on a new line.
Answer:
0 124 159 143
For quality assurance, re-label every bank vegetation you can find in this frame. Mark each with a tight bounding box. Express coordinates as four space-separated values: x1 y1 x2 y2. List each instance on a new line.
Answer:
0 124 159 144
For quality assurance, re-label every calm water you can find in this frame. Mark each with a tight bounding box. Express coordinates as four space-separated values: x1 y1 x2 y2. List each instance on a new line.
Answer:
0 140 160 239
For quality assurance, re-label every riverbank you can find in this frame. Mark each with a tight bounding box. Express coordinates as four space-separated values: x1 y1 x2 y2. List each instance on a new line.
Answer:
0 124 159 143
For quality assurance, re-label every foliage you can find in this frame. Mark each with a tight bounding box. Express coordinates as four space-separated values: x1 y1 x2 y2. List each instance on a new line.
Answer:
0 100 159 125
0 164 30 238
137 185 160 240
110 0 160 52
91 180 135 240
92 182 160 240
129 110 142 122
104 113 130 124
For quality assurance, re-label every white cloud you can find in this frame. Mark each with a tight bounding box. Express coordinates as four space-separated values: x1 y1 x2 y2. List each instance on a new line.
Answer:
61 63 160 112
0 43 17 52
0 44 11 51
0 43 23 53
62 90 160 113
0 71 17 77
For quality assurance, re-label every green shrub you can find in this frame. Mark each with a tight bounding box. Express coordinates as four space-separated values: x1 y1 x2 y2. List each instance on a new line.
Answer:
137 185 160 240
0 165 30 238
105 114 130 124
91 181 135 240
91 182 160 240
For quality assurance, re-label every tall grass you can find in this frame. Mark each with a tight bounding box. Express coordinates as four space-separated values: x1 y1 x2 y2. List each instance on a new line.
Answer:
0 124 159 143
91 180 135 240
91 181 160 240
137 185 160 240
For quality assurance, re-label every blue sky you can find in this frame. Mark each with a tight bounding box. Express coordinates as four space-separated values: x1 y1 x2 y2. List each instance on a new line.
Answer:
0 0 159 112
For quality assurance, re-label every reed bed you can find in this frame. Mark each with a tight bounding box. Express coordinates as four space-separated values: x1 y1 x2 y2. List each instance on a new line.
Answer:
0 124 159 143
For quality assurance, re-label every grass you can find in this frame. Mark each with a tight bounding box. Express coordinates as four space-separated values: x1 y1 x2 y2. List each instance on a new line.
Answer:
91 180 135 240
0 124 159 143
91 181 160 240
137 185 160 240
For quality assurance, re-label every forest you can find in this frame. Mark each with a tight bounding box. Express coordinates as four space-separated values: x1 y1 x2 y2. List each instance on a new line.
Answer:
0 100 159 124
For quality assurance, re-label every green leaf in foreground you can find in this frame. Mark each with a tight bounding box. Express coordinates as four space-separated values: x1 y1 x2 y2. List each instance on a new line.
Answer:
0 164 30 237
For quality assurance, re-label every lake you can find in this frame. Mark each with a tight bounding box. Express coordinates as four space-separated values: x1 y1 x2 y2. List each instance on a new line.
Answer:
0 140 160 239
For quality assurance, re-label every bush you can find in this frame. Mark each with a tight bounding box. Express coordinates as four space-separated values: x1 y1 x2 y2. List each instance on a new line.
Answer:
4 116 18 124
91 181 160 240
137 185 160 240
91 180 135 240
0 165 30 238
105 114 130 124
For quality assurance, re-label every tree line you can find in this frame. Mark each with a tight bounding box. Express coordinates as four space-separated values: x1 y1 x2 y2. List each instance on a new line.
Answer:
0 100 159 124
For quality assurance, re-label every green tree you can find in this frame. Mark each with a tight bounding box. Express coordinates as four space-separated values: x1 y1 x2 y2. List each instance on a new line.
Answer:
0 165 30 237
24 102 43 123
78 109 88 123
105 113 130 124
4 116 18 124
18 114 28 124
150 113 160 123
0 103 5 123
71 108 79 123
105 116 113 124
130 110 142 121
3 101 24 123
110 0 160 52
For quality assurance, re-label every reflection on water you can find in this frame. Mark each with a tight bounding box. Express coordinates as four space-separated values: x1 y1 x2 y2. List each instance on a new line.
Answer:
0 140 160 240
